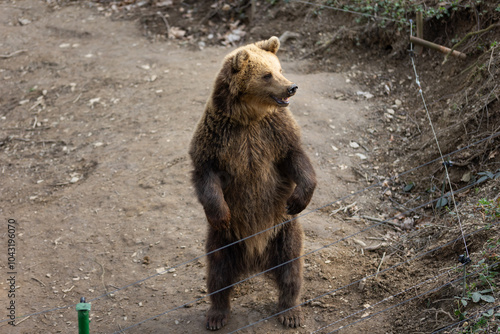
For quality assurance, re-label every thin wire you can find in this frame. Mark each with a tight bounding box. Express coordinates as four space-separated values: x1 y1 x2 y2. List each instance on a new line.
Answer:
291 0 411 25
325 262 499 334
410 28 470 259
3 132 498 325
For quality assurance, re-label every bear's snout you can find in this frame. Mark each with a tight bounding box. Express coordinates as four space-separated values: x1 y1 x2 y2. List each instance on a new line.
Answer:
287 84 298 96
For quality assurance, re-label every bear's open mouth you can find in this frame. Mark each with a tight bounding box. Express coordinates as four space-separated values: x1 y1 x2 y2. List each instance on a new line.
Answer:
272 96 290 106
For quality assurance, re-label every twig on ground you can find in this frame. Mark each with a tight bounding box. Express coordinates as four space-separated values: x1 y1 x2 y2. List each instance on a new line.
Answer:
94 259 110 298
358 215 402 231
31 277 46 287
330 201 357 215
376 251 386 276
14 316 30 326
157 11 170 39
0 50 27 59
488 46 496 75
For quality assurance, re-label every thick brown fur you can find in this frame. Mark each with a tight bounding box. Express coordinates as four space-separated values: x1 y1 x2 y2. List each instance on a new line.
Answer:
189 36 316 331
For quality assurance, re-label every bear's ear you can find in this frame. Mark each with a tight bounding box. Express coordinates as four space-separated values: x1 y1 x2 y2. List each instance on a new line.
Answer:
256 36 280 54
232 49 250 71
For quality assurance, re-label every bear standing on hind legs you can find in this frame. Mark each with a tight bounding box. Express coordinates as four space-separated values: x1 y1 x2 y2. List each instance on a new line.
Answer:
189 36 316 331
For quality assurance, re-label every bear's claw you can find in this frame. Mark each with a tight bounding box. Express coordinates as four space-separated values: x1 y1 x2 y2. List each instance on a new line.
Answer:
206 309 229 331
278 307 303 328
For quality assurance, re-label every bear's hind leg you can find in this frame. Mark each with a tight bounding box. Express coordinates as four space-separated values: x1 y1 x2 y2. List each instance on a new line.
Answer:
269 221 304 328
206 231 245 330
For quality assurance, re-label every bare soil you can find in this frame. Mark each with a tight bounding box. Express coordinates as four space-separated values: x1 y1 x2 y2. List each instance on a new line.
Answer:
1 1 498 334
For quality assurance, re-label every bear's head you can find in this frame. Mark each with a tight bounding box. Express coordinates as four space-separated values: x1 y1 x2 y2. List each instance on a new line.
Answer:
213 36 298 122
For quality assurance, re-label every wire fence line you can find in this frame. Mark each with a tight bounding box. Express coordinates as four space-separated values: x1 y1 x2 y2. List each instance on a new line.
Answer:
3 129 497 325
1 130 498 328
110 194 460 333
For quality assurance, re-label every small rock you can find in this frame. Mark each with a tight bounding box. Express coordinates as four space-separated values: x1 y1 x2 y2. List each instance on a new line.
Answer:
356 91 374 99
349 141 360 149
156 0 173 6
355 153 367 160
88 97 100 108
395 99 402 106
18 18 31 26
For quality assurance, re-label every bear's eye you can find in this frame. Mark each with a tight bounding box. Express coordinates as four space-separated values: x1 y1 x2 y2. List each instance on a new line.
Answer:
263 73 272 80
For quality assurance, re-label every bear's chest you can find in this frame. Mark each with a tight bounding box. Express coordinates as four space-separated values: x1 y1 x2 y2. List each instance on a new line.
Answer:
218 122 285 175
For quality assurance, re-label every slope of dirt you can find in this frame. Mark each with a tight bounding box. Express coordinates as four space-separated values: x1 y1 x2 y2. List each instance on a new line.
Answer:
0 1 498 334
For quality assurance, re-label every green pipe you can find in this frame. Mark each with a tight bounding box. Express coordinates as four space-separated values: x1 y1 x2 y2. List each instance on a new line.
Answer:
76 297 91 334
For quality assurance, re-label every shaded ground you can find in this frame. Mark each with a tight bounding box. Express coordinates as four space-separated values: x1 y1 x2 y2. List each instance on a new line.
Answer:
0 1 499 334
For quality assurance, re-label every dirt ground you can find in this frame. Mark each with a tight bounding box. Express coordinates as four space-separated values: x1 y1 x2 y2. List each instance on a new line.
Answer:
0 1 498 334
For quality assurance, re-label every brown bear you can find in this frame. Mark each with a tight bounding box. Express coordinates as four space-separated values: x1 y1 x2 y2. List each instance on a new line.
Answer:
189 36 316 331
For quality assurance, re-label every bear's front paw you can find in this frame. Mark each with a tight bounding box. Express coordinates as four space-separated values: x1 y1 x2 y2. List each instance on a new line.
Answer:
286 184 315 215
279 306 303 328
206 308 230 331
205 205 231 230
286 192 307 215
